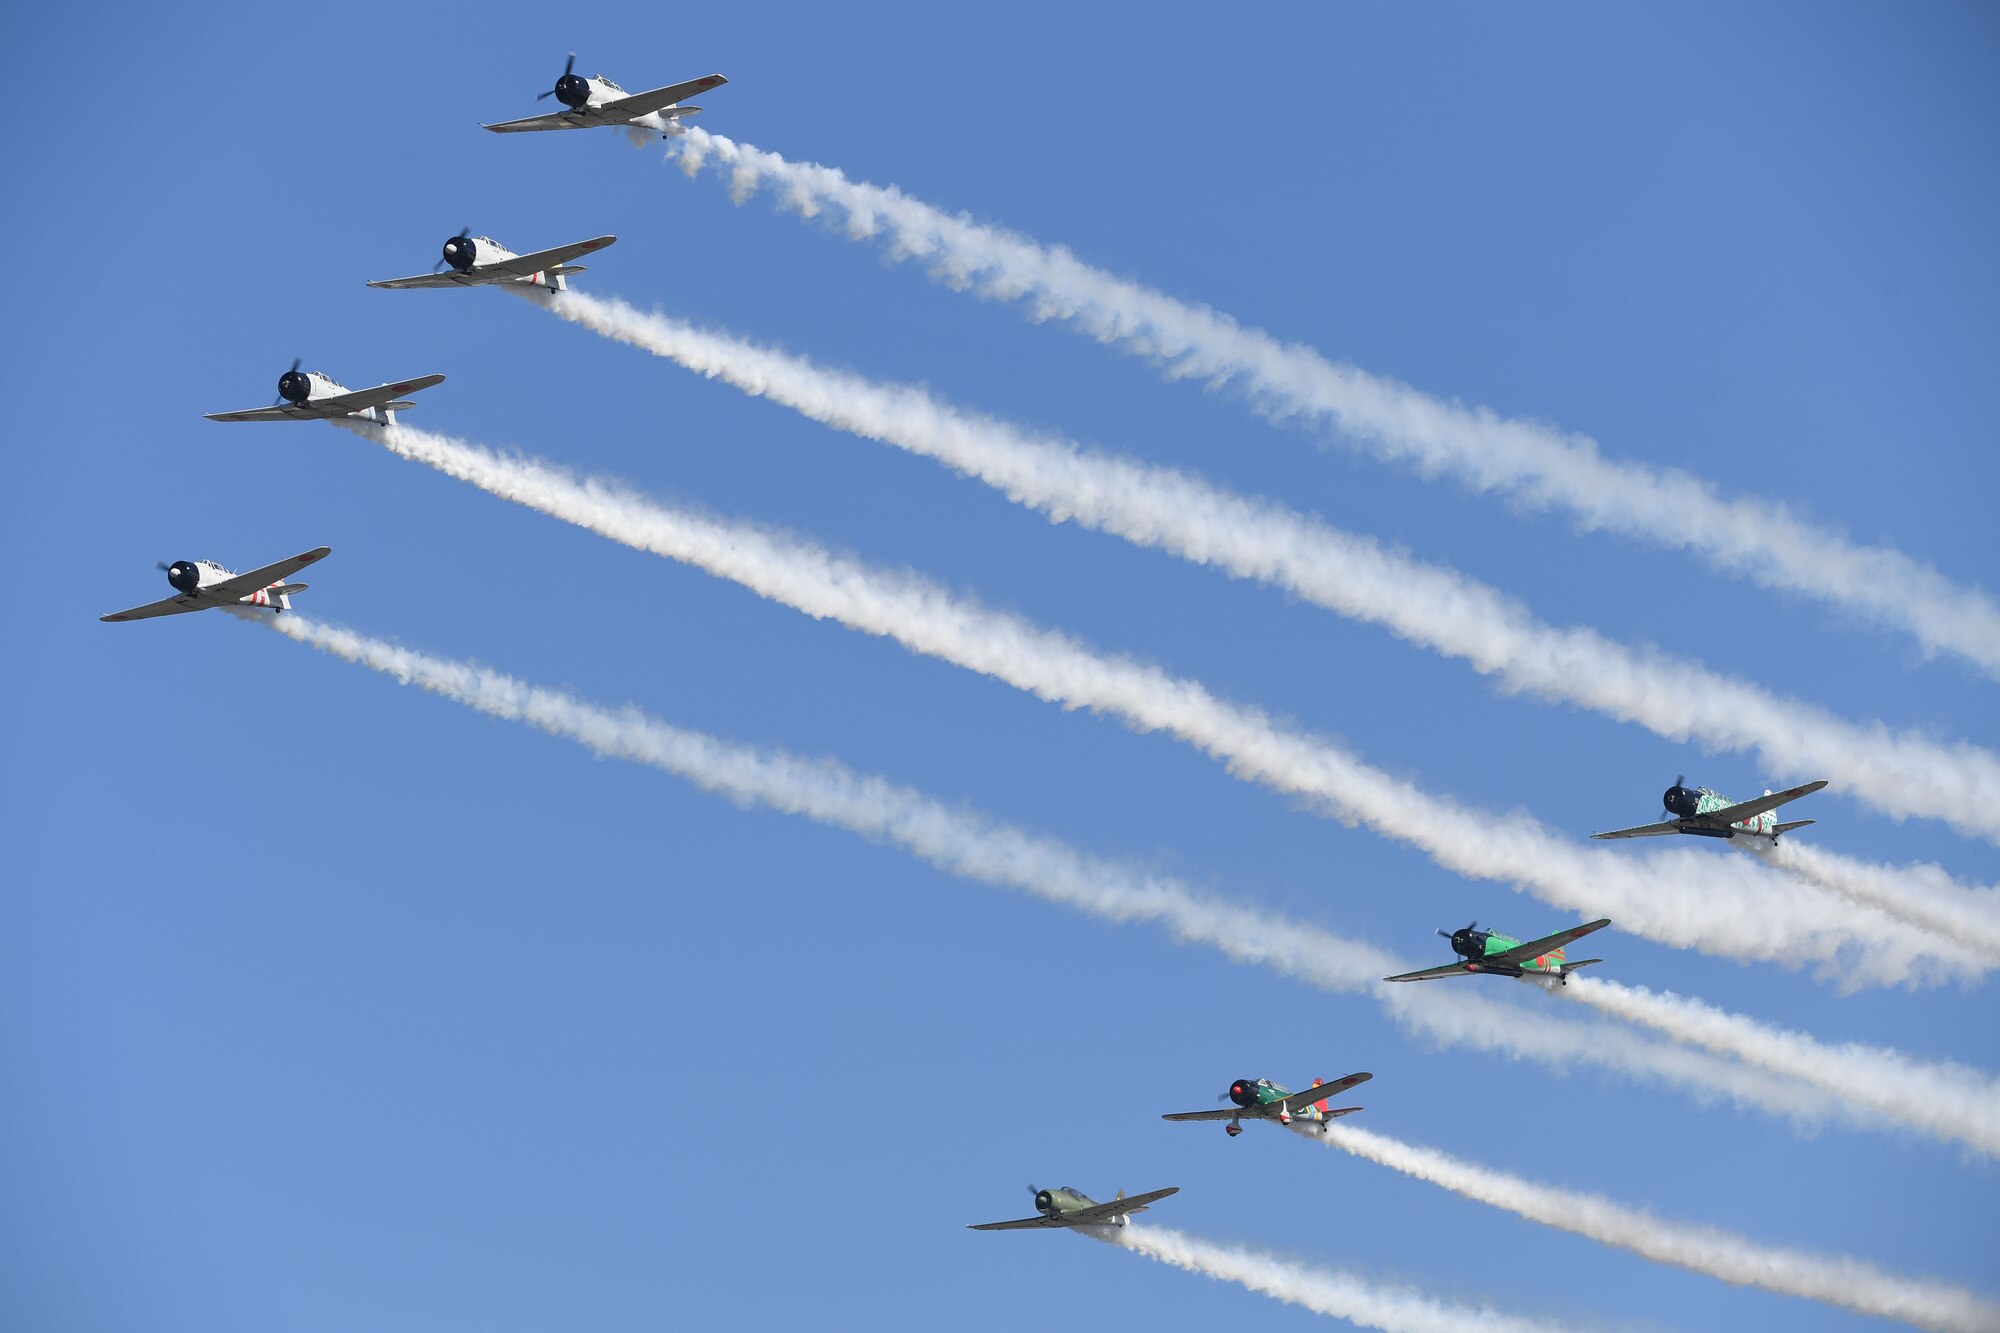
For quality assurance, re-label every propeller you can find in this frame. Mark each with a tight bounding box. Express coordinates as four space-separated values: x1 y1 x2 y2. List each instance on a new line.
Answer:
156 561 171 572
273 358 302 405
536 52 574 99
1437 918 1477 940
435 227 473 272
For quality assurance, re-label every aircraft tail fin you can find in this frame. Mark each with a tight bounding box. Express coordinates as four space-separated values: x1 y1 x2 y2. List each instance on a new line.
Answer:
1773 819 1815 837
1312 1077 1329 1114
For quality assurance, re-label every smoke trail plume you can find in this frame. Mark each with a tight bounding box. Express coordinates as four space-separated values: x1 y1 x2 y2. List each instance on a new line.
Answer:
1563 976 2000 1158
667 127 2000 679
1316 1124 2000 1332
338 418 1984 988
1766 841 2000 954
260 613 1995 1153
532 287 2000 846
1099 1225 1586 1333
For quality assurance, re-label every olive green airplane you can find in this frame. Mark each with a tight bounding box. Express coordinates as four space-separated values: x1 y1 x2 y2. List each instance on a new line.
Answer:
1161 1073 1372 1138
967 1184 1179 1231
1383 918 1611 985
1592 777 1828 842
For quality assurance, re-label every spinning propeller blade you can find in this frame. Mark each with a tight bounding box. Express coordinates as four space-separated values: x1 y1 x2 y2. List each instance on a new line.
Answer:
536 52 576 99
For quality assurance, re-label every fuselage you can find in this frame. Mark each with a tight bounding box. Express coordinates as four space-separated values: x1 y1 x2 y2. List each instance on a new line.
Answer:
278 368 353 410
164 559 291 611
1447 927 1575 978
1664 783 1780 838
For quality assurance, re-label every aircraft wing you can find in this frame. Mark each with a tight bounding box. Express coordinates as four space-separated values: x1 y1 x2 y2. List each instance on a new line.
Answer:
1160 1108 1240 1122
1590 819 1683 840
199 547 332 603
312 374 446 416
100 595 202 623
1275 1072 1372 1114
598 74 728 120
479 235 617 277
1064 1187 1179 1225
1700 780 1829 828
1382 961 1477 983
482 108 593 133
966 1214 1064 1230
367 272 472 290
205 404 314 422
1484 919 1613 969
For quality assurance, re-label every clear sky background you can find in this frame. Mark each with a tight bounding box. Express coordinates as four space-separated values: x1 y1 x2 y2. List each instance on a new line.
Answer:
4 3 1997 1329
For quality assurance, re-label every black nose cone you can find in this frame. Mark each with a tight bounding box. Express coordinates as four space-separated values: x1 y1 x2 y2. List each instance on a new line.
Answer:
1034 1190 1053 1214
555 72 589 109
166 561 200 595
278 370 310 404
442 235 475 272
1664 785 1700 819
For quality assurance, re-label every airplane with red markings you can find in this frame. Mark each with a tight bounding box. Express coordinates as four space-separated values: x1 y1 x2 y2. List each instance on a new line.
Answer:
100 547 329 623
369 229 616 295
1162 1072 1371 1138
1593 777 1828 843
483 55 726 139
1383 918 1611 986
204 360 444 426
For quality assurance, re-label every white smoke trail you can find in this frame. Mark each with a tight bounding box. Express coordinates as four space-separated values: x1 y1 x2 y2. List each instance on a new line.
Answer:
258 612 1850 1129
1562 976 2000 1158
340 418 1985 989
667 127 2000 680
1315 1123 2000 1333
1096 1225 1588 1333
1765 841 2000 955
532 287 2000 848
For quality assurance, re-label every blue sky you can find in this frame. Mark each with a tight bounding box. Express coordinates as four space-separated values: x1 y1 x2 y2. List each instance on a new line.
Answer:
4 2 1996 1329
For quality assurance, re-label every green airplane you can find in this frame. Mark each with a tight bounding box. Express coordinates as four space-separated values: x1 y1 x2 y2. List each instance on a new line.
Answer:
967 1184 1179 1231
1593 777 1827 842
1383 918 1611 985
1161 1072 1371 1138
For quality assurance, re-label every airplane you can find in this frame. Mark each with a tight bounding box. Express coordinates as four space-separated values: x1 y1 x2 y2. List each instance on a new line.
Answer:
483 55 727 137
204 360 445 426
1162 1072 1371 1138
1592 777 1829 843
1592 772 1832 836
967 1184 1179 1232
368 229 617 294
1383 918 1611 985
100 547 329 623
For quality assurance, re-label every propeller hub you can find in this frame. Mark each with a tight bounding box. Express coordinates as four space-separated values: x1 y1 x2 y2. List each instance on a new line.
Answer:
1034 1189 1054 1215
165 561 200 596
554 71 589 109
1663 780 1701 819
442 233 475 272
277 368 310 404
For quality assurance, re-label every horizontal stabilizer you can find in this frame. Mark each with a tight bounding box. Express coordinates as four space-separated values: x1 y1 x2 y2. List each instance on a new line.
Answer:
1564 958 1603 972
1772 819 1815 836
382 401 417 411
1324 1106 1364 1119
267 583 308 596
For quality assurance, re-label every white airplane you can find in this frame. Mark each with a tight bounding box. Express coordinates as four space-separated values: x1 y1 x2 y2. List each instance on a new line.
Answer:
369 229 616 294
101 547 329 623
1593 777 1828 842
483 55 726 137
204 360 445 425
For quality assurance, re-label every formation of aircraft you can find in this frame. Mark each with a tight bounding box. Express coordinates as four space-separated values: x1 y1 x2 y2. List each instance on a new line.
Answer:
204 360 444 426
100 547 329 623
1162 1072 1371 1138
1383 918 1610 985
131 60 1877 1262
369 230 617 295
1592 777 1828 842
967 1185 1179 1231
483 55 727 138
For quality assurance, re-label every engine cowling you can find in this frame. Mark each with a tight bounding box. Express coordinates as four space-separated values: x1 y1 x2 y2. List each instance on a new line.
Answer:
166 561 201 596
441 234 478 272
1663 783 1701 819
555 72 590 109
1033 1189 1055 1216
1227 1079 1260 1109
278 369 312 404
